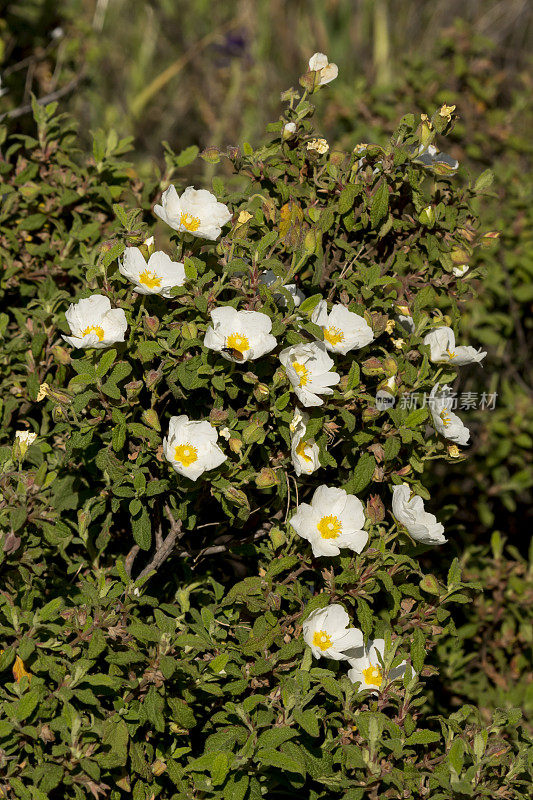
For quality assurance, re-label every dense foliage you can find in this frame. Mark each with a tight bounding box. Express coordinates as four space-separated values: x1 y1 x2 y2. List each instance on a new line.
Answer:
0 42 531 798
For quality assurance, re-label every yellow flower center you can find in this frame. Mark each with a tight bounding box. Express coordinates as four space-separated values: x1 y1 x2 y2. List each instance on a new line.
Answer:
81 325 105 341
362 664 383 687
295 440 313 463
312 630 332 651
446 349 456 360
293 362 310 387
323 326 345 346
226 332 250 355
180 212 201 232
439 410 452 427
139 269 162 289
174 443 198 466
317 515 342 539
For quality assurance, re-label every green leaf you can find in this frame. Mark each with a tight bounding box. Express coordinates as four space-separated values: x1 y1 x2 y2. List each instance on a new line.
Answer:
298 293 323 315
132 507 151 550
410 627 425 673
404 730 441 745
343 452 376 494
370 180 389 228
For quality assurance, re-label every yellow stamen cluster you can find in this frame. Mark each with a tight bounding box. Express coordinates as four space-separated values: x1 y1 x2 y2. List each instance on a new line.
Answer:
293 362 310 387
139 269 162 289
323 326 345 346
295 440 313 463
174 443 198 466
226 332 250 355
313 630 333 651
81 325 105 341
439 410 452 427
317 515 342 540
180 212 201 232
362 664 383 687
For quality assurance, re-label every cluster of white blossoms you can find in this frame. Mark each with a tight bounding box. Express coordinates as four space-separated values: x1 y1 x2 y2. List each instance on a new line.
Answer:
52 58 485 701
302 604 409 692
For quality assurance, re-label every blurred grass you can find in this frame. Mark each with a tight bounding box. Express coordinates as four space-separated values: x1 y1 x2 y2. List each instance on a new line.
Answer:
2 0 532 178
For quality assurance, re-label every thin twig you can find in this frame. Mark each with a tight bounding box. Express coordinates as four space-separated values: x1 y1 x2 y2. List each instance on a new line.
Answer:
135 504 183 583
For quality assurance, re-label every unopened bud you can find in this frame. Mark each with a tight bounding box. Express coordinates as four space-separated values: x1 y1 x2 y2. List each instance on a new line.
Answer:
255 468 279 489
142 408 160 431
253 383 270 402
282 122 297 139
383 358 398 377
362 406 381 422
222 486 250 509
125 379 143 400
304 228 321 254
52 345 71 365
200 146 221 164
242 371 258 385
228 437 243 454
145 370 162 390
419 205 435 228
143 315 159 336
366 494 385 523
362 357 384 376
209 408 229 424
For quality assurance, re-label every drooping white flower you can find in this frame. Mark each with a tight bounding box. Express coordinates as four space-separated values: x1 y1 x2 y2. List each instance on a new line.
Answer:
308 52 338 86
204 307 277 363
347 638 408 694
291 485 368 558
423 326 486 366
289 409 321 476
412 143 459 173
154 185 232 241
303 604 363 661
63 295 127 350
260 270 305 307
280 342 340 407
15 430 37 456
311 300 374 355
429 384 470 445
452 264 469 278
119 247 186 297
163 415 226 481
392 483 446 545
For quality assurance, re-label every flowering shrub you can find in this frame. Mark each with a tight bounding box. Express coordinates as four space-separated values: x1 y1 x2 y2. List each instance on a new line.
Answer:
0 62 531 800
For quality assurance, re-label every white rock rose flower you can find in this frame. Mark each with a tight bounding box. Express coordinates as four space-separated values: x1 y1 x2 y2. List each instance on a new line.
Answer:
303 604 363 661
308 52 338 86
280 341 340 407
392 483 446 545
63 295 127 350
15 430 37 456
347 638 408 694
290 409 321 476
311 300 374 354
119 247 186 297
154 185 232 240
163 415 226 481
260 269 305 307
429 385 470 445
423 326 486 366
291 485 368 558
204 307 277 363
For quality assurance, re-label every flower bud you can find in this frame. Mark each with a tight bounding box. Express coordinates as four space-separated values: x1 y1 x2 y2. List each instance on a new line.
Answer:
143 316 159 337
419 205 435 228
200 146 221 164
253 383 270 402
52 405 68 422
142 408 160 431
145 370 162 390
52 345 71 365
228 437 243 454
255 467 279 489
209 408 229 424
451 247 470 264
125 380 143 400
304 228 321 254
362 406 381 422
222 486 250 509
242 371 258 385
366 494 385 523
282 122 297 139
151 760 167 777
362 357 384 376
181 321 197 340
418 114 434 148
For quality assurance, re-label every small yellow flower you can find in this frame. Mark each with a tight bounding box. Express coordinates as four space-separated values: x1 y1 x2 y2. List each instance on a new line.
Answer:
392 338 405 350
448 445 461 458
385 319 395 334
439 104 456 122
